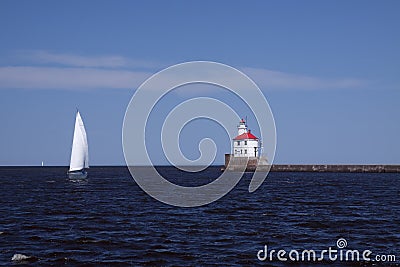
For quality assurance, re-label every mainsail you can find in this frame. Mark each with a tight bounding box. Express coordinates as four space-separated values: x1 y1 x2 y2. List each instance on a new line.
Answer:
69 111 89 172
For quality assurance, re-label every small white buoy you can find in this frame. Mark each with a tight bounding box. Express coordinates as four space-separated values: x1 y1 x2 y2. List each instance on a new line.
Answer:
11 253 30 261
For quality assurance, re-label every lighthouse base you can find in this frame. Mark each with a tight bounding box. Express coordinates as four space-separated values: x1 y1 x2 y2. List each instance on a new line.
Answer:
223 154 270 172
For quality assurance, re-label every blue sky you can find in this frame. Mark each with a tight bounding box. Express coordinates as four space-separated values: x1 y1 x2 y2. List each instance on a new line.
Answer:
0 0 399 165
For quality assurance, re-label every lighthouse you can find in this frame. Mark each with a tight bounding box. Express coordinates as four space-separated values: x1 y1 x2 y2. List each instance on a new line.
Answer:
232 119 260 158
223 118 268 171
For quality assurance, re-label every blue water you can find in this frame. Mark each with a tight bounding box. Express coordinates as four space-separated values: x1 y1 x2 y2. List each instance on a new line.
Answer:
0 167 398 266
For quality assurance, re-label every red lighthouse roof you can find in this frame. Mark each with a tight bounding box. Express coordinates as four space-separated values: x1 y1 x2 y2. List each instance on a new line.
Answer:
233 130 258 140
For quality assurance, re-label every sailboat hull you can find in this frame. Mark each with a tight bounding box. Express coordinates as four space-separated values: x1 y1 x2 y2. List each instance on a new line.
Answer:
68 170 88 179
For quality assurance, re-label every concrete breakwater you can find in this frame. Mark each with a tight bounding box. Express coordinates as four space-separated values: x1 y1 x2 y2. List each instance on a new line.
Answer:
223 163 400 173
270 164 400 173
223 154 400 173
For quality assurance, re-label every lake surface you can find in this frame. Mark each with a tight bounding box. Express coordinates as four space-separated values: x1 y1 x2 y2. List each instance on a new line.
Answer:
0 166 398 266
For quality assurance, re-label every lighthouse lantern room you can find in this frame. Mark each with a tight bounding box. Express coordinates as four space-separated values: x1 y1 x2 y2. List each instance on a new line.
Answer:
233 119 260 158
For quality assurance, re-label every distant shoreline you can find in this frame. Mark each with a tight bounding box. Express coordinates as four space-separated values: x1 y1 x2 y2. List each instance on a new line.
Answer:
1 164 400 173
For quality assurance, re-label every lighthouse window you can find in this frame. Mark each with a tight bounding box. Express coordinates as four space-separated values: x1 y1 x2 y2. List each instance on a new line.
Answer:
244 141 247 145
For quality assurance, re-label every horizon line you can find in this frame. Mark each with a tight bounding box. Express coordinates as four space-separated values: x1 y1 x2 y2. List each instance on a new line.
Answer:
1 163 399 167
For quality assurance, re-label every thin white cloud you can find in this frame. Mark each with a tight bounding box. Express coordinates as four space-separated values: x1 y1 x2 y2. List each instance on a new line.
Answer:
242 67 366 90
0 51 367 91
18 50 162 69
0 66 151 89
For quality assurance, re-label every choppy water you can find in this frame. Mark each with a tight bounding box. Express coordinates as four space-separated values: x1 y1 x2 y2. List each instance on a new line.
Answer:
0 167 399 266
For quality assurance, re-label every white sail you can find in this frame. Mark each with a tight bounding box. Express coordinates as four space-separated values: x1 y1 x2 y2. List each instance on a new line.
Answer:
69 111 89 172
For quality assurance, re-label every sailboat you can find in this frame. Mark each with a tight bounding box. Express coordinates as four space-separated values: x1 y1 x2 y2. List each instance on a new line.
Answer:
68 110 89 179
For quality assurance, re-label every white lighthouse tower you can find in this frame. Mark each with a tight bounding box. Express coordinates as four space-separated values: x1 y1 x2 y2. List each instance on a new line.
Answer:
232 119 260 158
